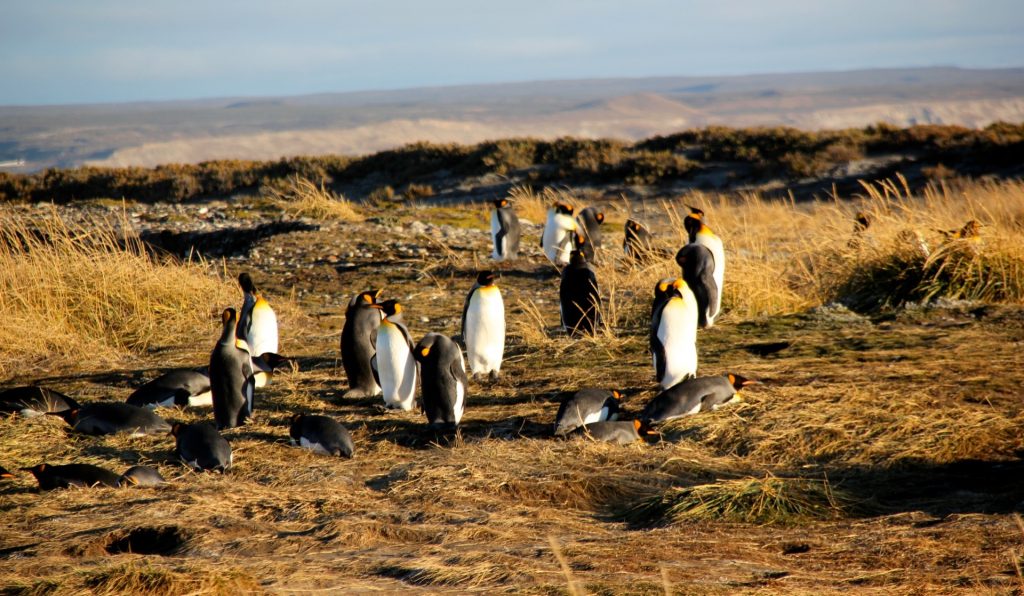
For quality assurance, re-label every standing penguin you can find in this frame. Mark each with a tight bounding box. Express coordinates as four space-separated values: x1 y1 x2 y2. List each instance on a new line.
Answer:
48 403 171 436
683 207 725 325
651 278 699 389
573 230 596 264
290 414 355 458
641 374 756 423
237 272 279 358
553 388 623 436
371 300 417 411
210 308 255 429
541 202 578 267
414 333 468 431
341 289 384 398
172 422 232 472
126 369 211 409
675 243 718 328
576 206 605 250
624 219 656 263
462 271 505 381
559 249 601 337
491 198 521 261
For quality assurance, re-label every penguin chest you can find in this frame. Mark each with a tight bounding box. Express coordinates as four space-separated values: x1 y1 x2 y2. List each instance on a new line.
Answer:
453 351 466 424
299 436 334 456
248 301 279 357
465 289 505 373
656 298 699 383
376 325 416 408
490 211 505 259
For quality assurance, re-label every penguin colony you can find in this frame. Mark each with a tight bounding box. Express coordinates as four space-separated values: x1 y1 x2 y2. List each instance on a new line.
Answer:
1 199 755 491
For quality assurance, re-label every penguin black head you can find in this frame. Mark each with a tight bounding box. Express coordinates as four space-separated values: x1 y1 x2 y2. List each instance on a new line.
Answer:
493 198 510 209
221 307 237 326
687 206 705 219
290 413 305 425
46 408 78 426
626 219 640 232
170 422 184 437
238 273 258 295
0 466 14 479
414 334 440 362
356 288 383 305
257 352 293 372
612 390 622 400
21 463 46 477
569 249 587 267
573 232 587 248
727 373 759 391
595 212 605 224
476 271 497 286
554 202 574 216
372 300 402 318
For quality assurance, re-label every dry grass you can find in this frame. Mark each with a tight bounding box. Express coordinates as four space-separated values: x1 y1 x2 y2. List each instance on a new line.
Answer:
267 175 363 221
0 206 237 377
3 178 1024 593
507 184 579 225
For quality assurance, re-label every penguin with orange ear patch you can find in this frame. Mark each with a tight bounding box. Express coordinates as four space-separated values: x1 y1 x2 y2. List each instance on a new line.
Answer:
491 198 521 261
675 243 718 328
22 463 121 489
573 230 595 264
172 422 232 473
553 388 623 436
290 414 354 458
542 202 578 267
210 308 255 429
570 419 654 445
641 373 757 424
0 465 14 480
577 206 605 251
624 219 656 263
341 289 384 399
681 206 724 326
414 333 467 431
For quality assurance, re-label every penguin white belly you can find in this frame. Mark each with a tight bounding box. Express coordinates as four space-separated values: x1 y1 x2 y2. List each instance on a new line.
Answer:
657 297 698 388
490 211 505 261
583 406 609 425
696 234 725 322
453 350 466 425
248 301 279 357
377 325 417 411
188 390 213 408
542 212 576 266
299 436 332 455
465 289 505 375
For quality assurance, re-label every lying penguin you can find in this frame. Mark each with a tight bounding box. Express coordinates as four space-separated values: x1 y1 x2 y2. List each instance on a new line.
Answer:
568 420 655 445
553 388 623 436
289 414 354 458
0 386 79 417
641 374 757 424
48 402 171 436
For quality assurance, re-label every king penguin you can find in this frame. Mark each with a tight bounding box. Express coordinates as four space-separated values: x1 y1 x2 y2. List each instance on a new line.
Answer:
553 388 622 436
341 289 384 398
48 402 171 436
22 463 122 489
371 300 417 411
0 386 79 417
462 271 505 381
290 414 355 458
172 422 232 472
683 207 725 325
675 243 718 328
569 420 652 445
541 202 578 267
559 249 601 337
651 278 699 389
641 374 756 423
237 272 279 358
624 219 656 263
126 369 212 409
414 333 468 431
576 206 605 249
491 198 521 261
117 465 168 488
573 230 596 264
210 308 255 429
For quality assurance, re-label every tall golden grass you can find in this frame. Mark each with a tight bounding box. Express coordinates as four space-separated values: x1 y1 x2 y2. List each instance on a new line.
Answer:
0 206 237 377
266 175 363 221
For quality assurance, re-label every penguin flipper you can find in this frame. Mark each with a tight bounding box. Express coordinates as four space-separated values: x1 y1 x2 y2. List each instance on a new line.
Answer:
461 285 477 345
652 335 667 385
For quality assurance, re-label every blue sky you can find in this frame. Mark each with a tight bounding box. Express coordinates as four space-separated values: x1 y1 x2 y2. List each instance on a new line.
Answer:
1 0 1022 105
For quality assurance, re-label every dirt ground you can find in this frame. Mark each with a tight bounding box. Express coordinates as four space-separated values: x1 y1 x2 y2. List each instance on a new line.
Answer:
2 198 1024 594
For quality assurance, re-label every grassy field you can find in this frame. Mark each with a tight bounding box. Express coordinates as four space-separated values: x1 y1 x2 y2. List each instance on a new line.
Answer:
1 177 1023 594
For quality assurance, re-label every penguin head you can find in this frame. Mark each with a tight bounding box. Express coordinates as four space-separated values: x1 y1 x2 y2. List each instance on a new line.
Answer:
238 273 258 295
611 390 622 400
0 467 15 479
854 211 871 231
373 300 402 319
595 211 605 224
957 220 982 239
727 373 759 391
573 232 587 249
687 205 705 219
170 422 184 437
654 277 676 299
568 249 587 267
290 413 305 426
46 408 78 425
626 219 641 232
21 463 45 477
221 308 238 326
476 271 497 287
119 474 139 487
493 198 510 209
554 202 574 216
413 333 440 363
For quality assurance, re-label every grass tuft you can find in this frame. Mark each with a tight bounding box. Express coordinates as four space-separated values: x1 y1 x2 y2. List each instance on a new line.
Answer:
267 175 363 221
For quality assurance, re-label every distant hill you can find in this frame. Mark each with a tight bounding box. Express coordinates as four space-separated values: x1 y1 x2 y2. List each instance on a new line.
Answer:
1 67 1022 172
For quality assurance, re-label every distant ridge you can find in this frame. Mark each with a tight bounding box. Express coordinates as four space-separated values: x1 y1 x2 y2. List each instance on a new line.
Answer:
1 66 1022 171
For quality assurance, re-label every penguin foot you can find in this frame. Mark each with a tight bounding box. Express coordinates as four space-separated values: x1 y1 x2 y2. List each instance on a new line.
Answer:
488 370 500 383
